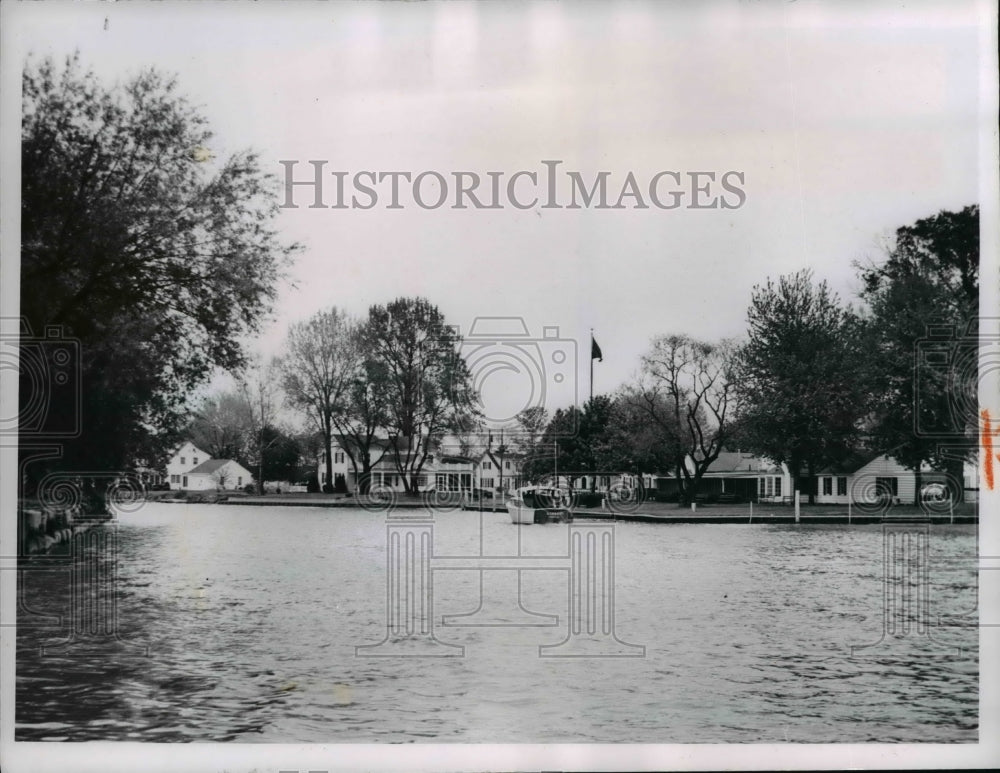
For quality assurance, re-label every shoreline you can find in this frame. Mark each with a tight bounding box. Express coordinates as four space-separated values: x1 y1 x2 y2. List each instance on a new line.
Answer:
149 494 978 525
18 502 113 556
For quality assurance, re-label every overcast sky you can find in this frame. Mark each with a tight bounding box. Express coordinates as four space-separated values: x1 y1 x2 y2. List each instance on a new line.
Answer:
6 0 987 425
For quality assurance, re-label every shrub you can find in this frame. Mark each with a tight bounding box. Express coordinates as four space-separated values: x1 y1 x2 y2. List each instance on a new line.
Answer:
306 474 320 493
243 483 256 494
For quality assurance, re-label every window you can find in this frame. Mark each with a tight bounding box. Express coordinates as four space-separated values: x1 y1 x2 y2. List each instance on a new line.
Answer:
321 472 326 484
482 461 492 469
774 477 782 497
334 452 345 464
765 477 773 497
822 477 832 496
837 477 847 496
180 457 186 465
505 461 511 470
237 476 242 486
416 475 427 487
483 477 494 488
171 474 179 483
875 477 899 498
193 457 198 465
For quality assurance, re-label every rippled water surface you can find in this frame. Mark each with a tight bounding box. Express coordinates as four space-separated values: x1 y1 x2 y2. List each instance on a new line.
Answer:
17 504 978 742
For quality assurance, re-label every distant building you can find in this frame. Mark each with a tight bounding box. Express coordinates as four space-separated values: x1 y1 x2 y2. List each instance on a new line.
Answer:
655 451 791 502
165 442 253 491
166 441 211 490
814 453 946 505
317 435 525 494
183 459 254 491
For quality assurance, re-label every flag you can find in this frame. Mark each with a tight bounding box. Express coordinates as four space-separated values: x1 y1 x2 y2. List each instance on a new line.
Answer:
591 336 603 362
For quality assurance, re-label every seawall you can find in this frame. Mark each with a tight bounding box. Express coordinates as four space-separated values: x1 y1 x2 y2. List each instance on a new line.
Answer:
18 502 112 556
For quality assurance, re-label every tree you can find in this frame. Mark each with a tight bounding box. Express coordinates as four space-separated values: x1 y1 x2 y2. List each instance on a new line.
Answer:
608 389 682 480
187 390 253 462
364 298 478 494
19 55 295 489
628 335 739 504
237 358 281 494
520 406 581 484
858 205 979 501
736 270 871 503
259 426 301 483
519 399 617 489
280 308 363 493
330 356 392 495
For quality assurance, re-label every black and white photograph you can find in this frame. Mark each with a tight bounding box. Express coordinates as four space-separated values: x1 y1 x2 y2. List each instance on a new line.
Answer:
1 1 997 771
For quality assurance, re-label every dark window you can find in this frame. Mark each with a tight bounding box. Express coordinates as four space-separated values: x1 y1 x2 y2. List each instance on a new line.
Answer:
822 477 832 495
837 477 847 496
774 477 782 496
875 477 898 497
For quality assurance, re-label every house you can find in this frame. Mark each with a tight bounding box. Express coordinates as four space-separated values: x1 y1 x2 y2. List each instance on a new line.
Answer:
317 435 526 494
166 441 211 490
655 451 791 503
183 459 254 491
814 453 946 505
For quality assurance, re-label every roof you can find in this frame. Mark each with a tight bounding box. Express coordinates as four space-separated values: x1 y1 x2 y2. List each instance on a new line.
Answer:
188 459 241 475
171 441 208 457
703 451 770 473
816 452 882 476
439 455 477 464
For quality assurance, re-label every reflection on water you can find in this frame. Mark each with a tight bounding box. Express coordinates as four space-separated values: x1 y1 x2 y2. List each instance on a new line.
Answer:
17 504 977 742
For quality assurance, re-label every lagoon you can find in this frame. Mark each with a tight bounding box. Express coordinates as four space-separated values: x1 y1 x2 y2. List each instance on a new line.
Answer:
16 504 977 742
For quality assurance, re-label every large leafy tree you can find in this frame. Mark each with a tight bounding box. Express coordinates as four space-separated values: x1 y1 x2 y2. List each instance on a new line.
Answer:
858 205 979 501
736 270 871 503
364 298 478 494
19 55 295 487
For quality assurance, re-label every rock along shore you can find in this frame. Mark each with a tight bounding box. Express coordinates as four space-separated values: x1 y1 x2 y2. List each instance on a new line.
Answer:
18 501 113 556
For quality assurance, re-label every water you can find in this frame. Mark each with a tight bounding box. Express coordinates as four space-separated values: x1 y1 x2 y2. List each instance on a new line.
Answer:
16 504 978 742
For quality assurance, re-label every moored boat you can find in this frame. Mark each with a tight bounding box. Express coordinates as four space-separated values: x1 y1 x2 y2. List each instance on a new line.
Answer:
507 486 573 524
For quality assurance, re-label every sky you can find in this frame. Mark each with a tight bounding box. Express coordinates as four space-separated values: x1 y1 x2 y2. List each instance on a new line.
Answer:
4 0 988 426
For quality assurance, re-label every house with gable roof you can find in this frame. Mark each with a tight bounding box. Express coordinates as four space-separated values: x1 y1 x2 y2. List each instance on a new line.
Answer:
184 458 254 491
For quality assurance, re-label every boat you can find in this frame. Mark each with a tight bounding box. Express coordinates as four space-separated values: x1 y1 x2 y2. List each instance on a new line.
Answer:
507 485 573 524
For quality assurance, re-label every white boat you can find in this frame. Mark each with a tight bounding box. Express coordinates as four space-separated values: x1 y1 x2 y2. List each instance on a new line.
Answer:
507 486 573 524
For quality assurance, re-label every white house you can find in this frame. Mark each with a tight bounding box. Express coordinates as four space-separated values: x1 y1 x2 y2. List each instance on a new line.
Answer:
166 442 211 490
318 435 525 495
813 453 944 505
184 459 254 491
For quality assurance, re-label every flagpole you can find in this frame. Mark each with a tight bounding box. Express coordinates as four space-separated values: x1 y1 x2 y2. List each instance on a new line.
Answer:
589 329 594 403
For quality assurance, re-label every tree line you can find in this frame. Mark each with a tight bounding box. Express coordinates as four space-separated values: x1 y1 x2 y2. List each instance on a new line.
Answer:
188 299 478 494
18 57 980 507
512 204 977 505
